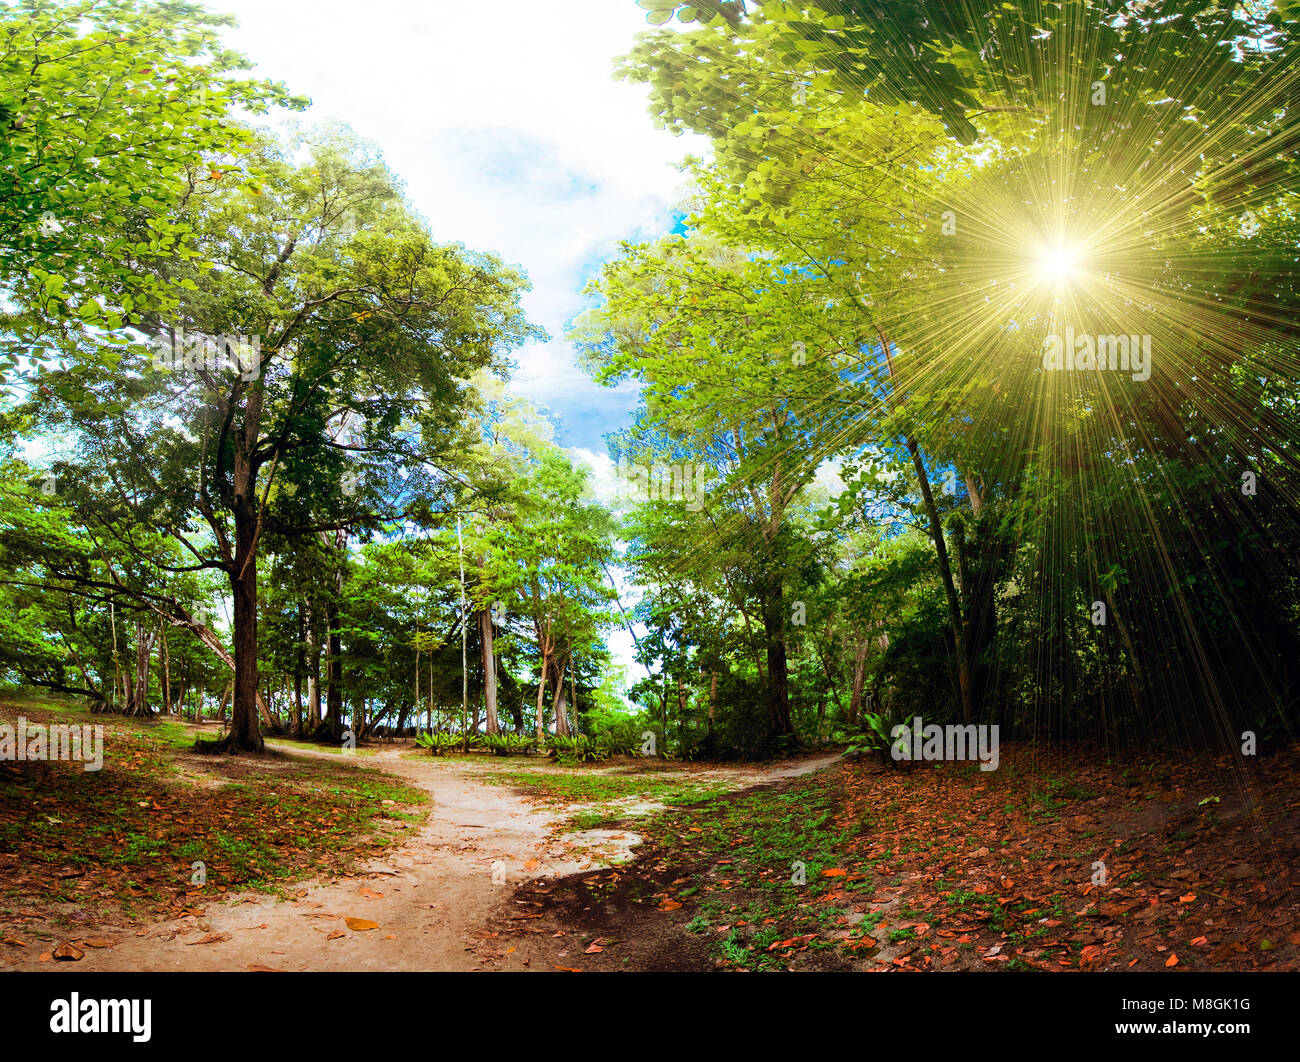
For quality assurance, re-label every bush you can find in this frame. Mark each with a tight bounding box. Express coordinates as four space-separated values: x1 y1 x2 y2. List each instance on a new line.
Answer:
415 731 462 755
582 708 649 757
548 734 601 764
483 733 535 756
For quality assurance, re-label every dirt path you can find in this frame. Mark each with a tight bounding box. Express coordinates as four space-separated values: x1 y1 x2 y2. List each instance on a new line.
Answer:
9 747 842 972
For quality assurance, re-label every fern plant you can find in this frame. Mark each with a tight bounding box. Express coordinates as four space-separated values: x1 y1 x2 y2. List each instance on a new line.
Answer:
415 731 461 755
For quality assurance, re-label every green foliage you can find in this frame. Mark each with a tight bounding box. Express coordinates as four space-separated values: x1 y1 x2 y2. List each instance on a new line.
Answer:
548 734 600 764
483 733 536 756
0 0 305 349
415 732 462 755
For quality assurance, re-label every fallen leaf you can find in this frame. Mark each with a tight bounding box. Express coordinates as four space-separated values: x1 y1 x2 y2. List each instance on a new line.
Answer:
658 900 682 911
79 938 118 949
344 918 379 931
821 868 847 877
53 942 84 961
1165 953 1179 967
585 943 604 953
552 965 582 972
186 933 231 946
359 886 384 899
326 929 345 941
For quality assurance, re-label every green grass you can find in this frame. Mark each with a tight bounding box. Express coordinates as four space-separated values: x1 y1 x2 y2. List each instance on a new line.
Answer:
481 768 727 807
265 737 379 757
0 698 430 917
633 775 866 970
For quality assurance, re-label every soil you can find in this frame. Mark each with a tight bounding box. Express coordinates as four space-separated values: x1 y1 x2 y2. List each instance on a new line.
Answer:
2 744 840 972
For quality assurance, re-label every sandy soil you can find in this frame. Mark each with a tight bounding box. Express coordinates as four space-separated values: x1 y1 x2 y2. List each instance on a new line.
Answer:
6 747 841 972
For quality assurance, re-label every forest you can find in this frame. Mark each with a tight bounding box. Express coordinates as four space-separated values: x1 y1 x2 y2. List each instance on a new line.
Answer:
1 0 1297 998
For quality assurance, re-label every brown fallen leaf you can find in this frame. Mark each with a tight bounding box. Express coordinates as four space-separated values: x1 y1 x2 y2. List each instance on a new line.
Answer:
523 859 540 871
326 929 345 941
78 938 118 949
247 964 283 972
585 943 604 953
821 868 847 877
185 925 231 946
359 886 384 899
658 900 682 912
53 942 84 961
1165 953 1179 967
552 965 582 972
344 918 379 932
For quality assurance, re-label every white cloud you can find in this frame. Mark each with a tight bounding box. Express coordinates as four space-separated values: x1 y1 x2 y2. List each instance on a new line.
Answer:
567 445 618 505
214 0 707 449
208 2 699 685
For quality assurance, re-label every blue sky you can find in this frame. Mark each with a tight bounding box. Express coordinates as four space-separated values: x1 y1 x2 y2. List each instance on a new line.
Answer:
215 0 706 463
212 0 708 681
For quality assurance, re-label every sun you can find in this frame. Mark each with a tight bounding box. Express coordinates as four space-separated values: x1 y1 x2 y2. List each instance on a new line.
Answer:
1034 242 1084 286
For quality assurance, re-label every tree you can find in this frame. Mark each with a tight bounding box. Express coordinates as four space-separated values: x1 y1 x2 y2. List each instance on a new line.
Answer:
24 125 542 751
0 0 304 351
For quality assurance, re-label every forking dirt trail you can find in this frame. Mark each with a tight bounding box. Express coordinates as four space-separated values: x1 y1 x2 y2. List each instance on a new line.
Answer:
8 746 841 972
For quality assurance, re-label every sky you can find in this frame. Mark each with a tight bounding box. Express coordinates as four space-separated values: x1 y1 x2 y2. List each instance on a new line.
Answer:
212 0 708 682
215 0 703 452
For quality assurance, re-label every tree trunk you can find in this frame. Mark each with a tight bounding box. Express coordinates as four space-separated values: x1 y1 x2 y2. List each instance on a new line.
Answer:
708 670 718 732
570 660 578 736
159 628 172 716
760 577 793 735
306 599 322 730
126 622 157 717
874 324 974 725
848 636 871 725
479 608 499 735
535 649 549 747
324 597 343 740
553 656 569 737
225 509 264 751
906 435 975 724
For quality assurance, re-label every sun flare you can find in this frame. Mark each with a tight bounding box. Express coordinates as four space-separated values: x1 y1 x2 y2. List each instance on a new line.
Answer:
1034 243 1084 286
